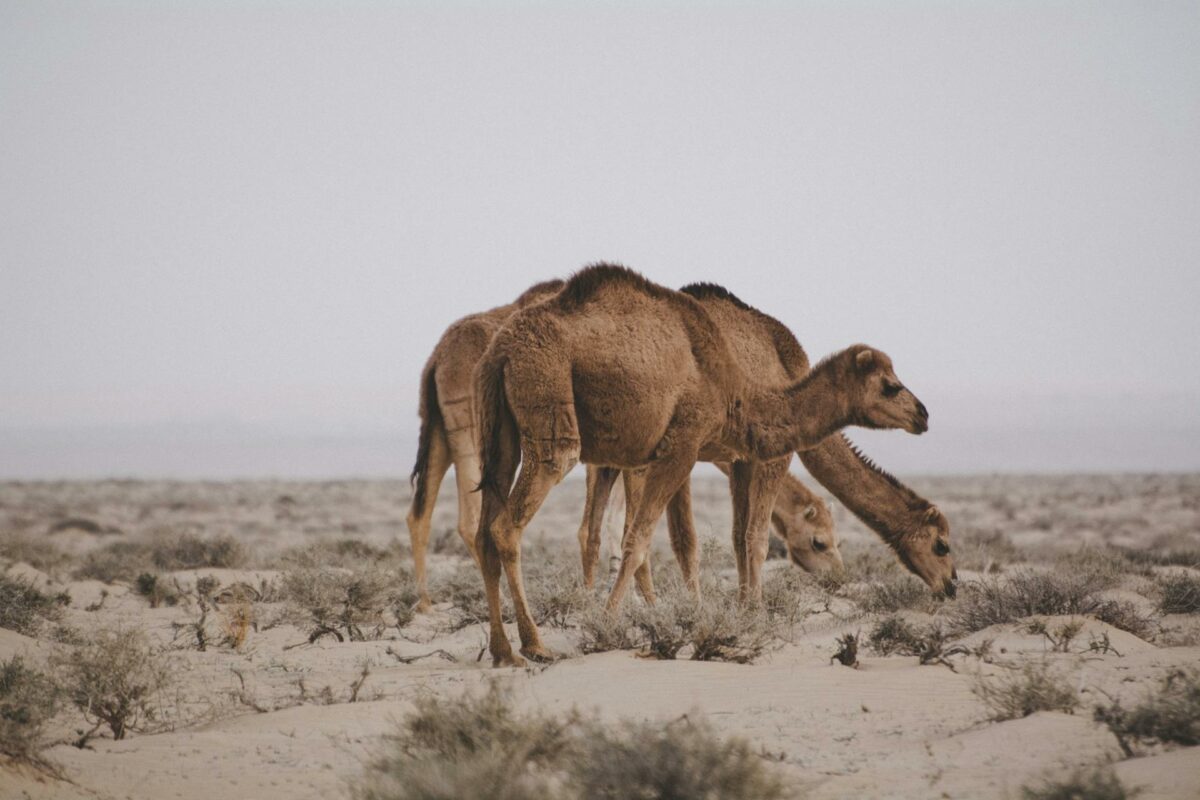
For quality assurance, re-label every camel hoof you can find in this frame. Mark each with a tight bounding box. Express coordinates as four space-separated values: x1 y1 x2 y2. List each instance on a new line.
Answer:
519 645 558 664
415 597 433 614
492 651 527 668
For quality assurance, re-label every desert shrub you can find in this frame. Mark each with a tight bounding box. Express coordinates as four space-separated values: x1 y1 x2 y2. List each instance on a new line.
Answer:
1157 573 1200 615
0 534 69 574
0 573 68 636
282 567 409 642
577 601 640 654
1021 768 1138 800
134 572 181 608
571 716 789 800
1094 668 1200 755
280 538 407 570
973 662 1079 721
152 533 247 570
761 568 822 627
355 683 575 800
51 627 172 740
1091 599 1156 639
522 547 589 628
355 684 789 800
952 569 1124 633
0 656 61 765
72 540 154 583
867 615 967 667
433 562 511 630
1115 546 1200 570
850 574 935 614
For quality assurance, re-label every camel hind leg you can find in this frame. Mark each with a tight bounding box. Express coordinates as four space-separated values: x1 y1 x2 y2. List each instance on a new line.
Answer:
666 476 701 596
577 465 619 589
406 420 452 612
446 429 482 565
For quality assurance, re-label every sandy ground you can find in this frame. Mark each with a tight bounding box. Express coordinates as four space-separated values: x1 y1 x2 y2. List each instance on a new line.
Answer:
1 473 1198 800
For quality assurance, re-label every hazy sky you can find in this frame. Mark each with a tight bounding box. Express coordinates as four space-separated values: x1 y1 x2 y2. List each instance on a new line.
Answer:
2 1 1198 478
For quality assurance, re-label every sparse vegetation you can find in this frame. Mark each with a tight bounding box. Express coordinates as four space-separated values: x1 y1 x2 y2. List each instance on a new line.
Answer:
72 540 154 583
151 532 247 570
973 662 1079 721
51 627 172 741
1157 572 1200 615
282 567 410 642
134 572 181 608
279 538 407 570
354 683 789 800
0 573 68 636
1094 668 1200 756
1020 767 1139 800
867 616 968 668
0 533 69 574
0 656 61 766
850 574 935 614
951 568 1138 634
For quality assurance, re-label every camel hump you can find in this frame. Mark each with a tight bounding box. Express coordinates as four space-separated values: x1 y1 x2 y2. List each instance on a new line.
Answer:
678 282 752 310
514 279 565 307
556 263 674 309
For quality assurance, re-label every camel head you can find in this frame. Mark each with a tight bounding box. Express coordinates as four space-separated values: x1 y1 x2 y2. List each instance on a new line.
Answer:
847 346 928 435
897 505 957 598
780 500 844 574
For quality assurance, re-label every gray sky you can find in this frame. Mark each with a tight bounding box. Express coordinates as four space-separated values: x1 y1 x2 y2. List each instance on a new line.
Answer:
2 1 1198 478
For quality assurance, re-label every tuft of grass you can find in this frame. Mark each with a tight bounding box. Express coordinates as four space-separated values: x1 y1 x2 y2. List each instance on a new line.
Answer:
1157 573 1200 615
51 627 172 741
1094 668 1200 756
867 615 967 668
973 662 1079 721
151 533 247 570
354 684 789 800
0 656 61 767
1020 767 1139 800
850 574 935 614
0 573 69 636
760 569 822 627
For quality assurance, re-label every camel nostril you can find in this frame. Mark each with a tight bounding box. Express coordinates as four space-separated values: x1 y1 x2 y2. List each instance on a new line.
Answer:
943 579 957 599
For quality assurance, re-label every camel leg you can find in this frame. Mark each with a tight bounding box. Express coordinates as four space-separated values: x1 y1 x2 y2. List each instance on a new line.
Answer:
446 429 482 565
743 456 792 605
577 465 619 589
477 425 522 667
618 469 656 604
728 460 753 601
666 477 700 596
605 478 627 584
406 421 452 612
607 454 696 612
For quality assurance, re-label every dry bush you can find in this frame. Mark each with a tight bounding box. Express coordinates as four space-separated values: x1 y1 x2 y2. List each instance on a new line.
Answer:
282 567 411 642
1157 573 1200 615
0 533 69 574
355 683 574 800
522 550 589 629
577 601 639 654
1094 668 1200 756
354 683 790 800
51 627 172 741
279 538 407 570
1115 546 1200 570
867 616 967 667
760 569 823 628
951 568 1135 634
433 562 509 631
151 533 247 570
972 662 1079 721
1020 768 1138 800
0 573 69 636
72 540 154 583
134 572 181 608
0 656 61 766
571 715 789 800
850 574 935 614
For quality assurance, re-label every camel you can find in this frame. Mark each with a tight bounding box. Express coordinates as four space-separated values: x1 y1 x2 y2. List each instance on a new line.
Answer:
578 282 954 600
410 280 840 608
406 280 565 610
475 264 931 666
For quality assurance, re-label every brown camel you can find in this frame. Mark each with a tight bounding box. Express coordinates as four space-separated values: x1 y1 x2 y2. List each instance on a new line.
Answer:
406 280 564 610
475 264 930 666
579 282 954 599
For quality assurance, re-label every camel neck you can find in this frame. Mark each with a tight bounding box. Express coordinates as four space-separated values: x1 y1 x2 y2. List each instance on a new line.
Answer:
737 358 852 461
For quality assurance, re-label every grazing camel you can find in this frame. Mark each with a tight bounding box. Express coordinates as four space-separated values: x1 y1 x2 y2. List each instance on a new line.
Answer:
475 264 930 666
406 280 564 610
579 282 954 600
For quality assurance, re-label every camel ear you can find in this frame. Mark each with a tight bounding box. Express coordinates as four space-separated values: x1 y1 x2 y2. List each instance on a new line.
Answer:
923 506 941 524
803 504 818 521
855 349 875 372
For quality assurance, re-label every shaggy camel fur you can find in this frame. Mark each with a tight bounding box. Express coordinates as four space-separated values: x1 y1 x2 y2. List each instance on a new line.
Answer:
475 264 930 666
579 282 954 598
406 280 564 610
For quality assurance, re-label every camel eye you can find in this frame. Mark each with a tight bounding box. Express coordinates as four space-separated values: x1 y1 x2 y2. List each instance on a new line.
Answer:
933 540 950 557
882 382 902 398
811 537 828 553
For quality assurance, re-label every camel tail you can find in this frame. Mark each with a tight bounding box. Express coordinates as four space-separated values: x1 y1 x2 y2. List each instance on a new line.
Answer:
409 358 441 518
474 352 518 521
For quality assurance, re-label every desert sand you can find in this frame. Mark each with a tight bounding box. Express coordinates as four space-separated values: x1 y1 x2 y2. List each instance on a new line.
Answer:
2 472 1198 799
